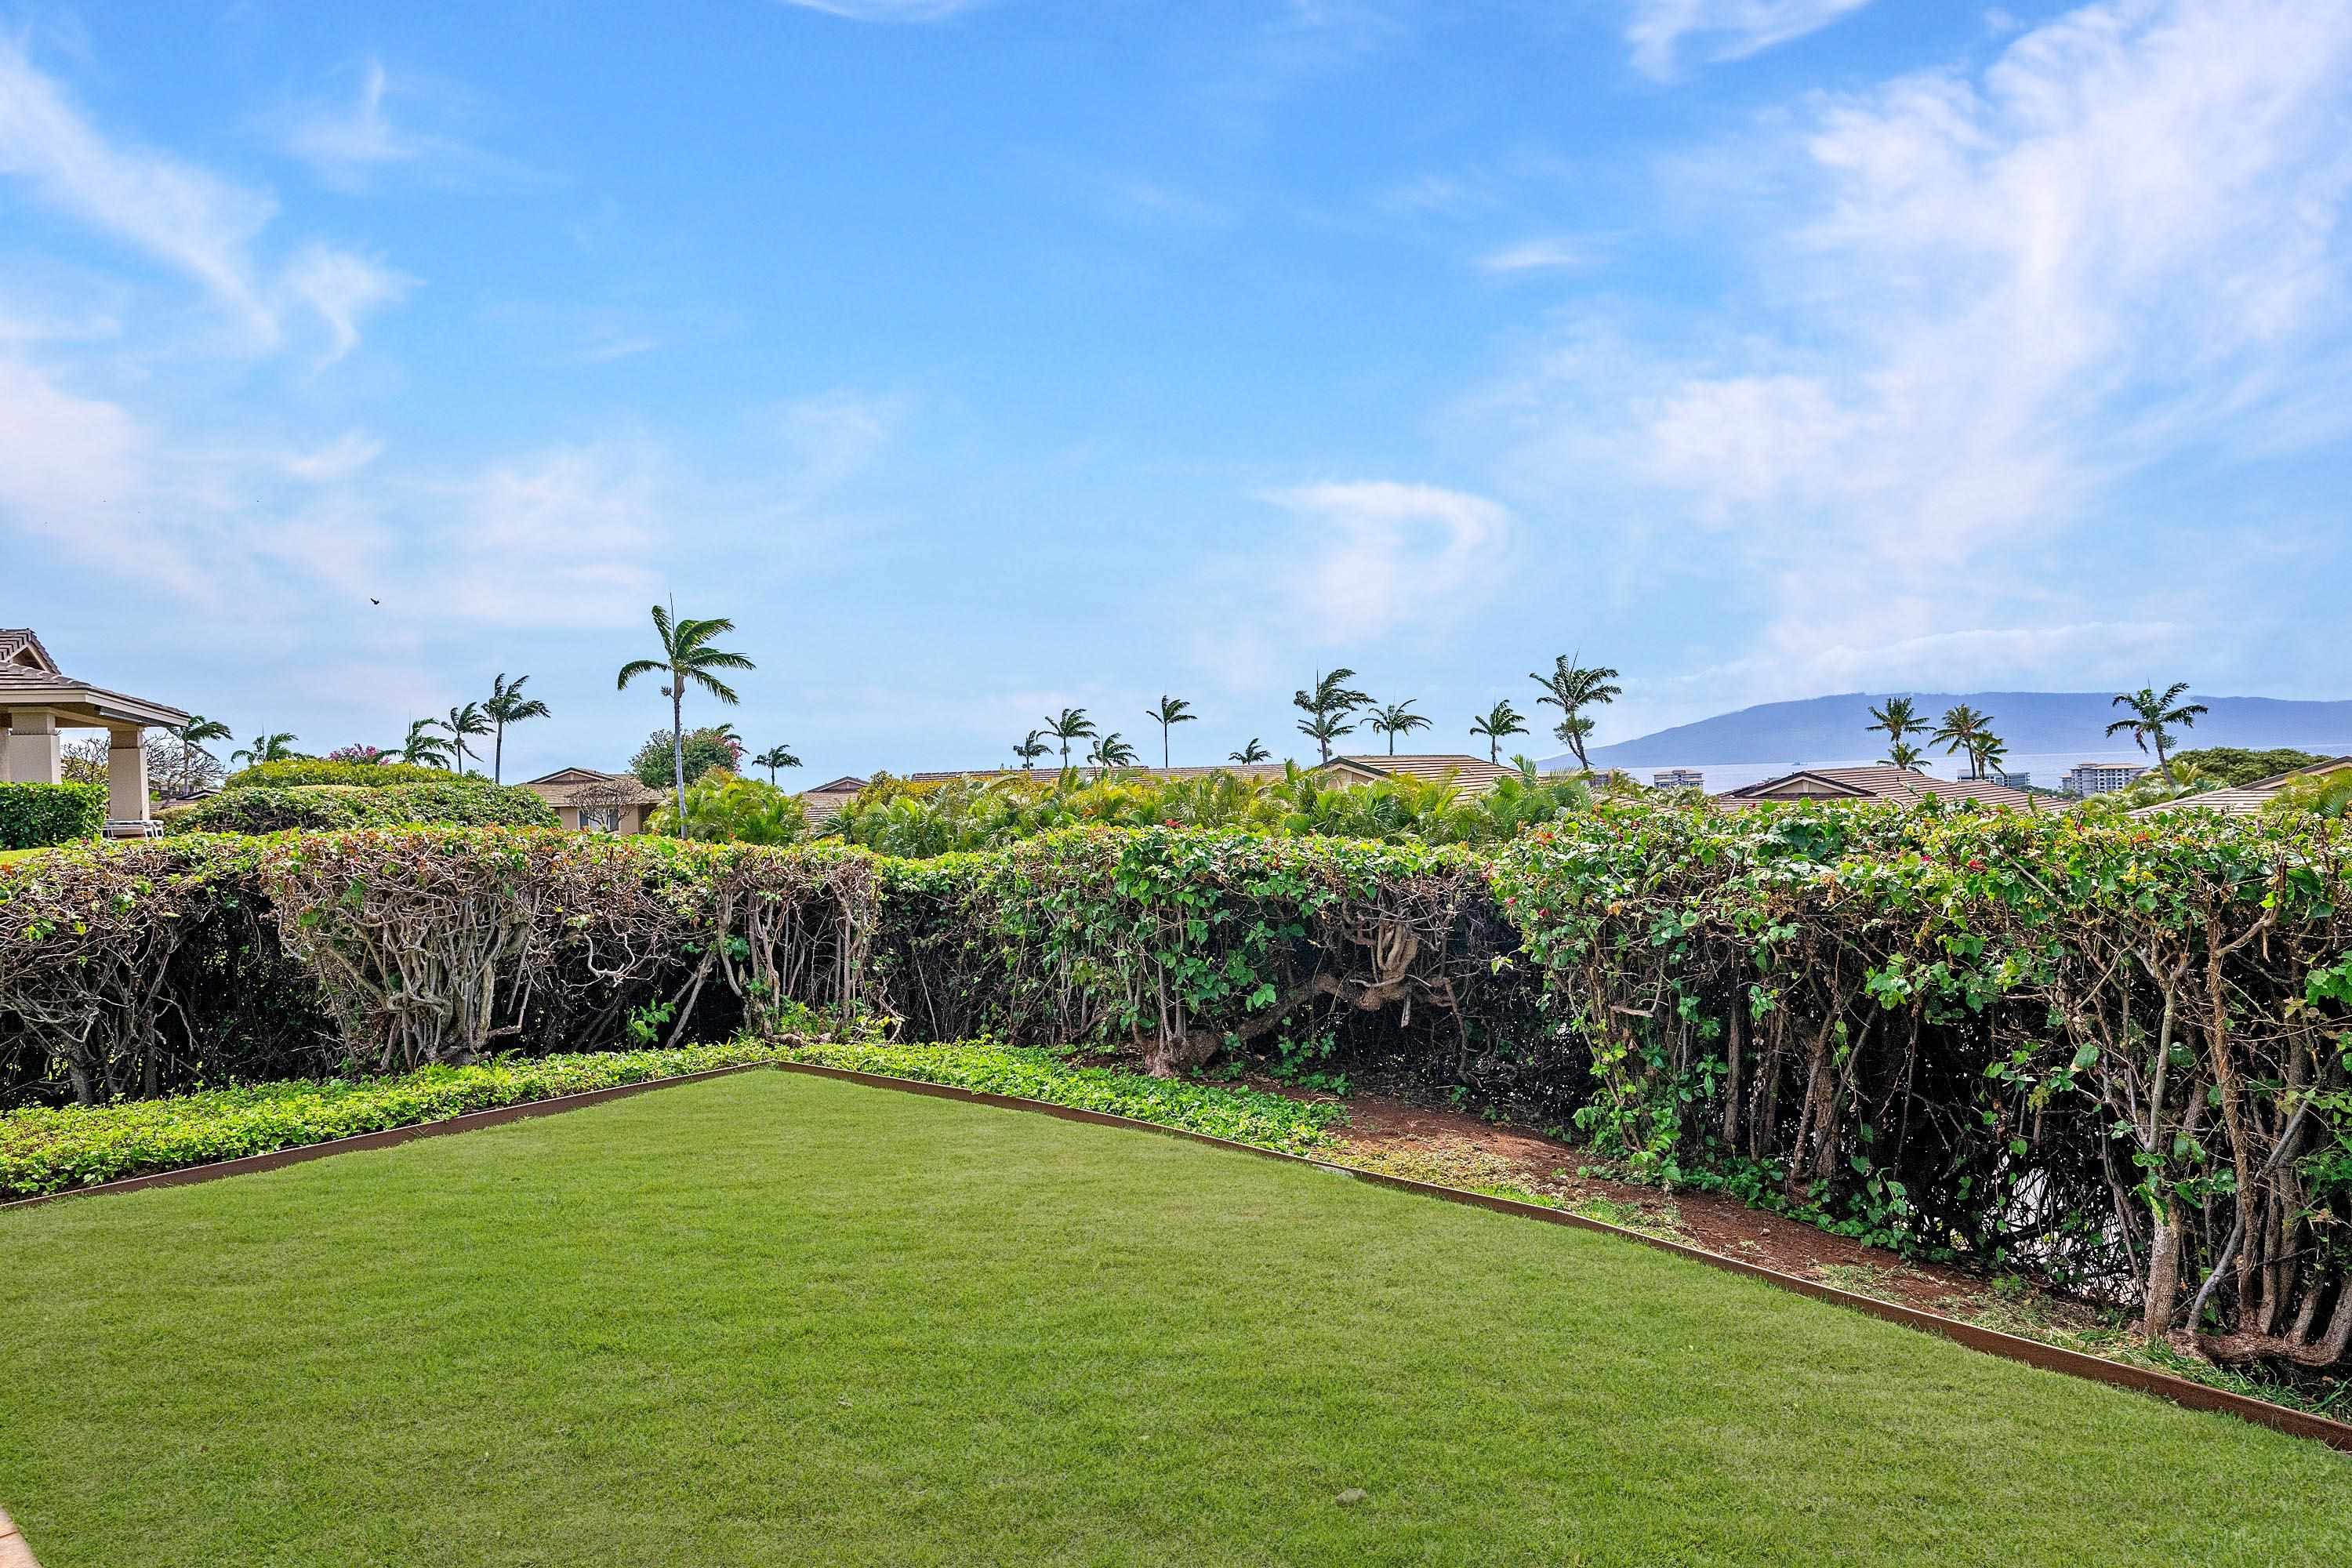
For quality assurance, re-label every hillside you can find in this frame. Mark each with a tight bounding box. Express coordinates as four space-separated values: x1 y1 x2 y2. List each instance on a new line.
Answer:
1554 692 2352 770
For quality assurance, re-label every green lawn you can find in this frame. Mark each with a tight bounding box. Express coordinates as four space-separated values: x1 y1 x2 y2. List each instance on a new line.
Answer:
3 1073 2345 1566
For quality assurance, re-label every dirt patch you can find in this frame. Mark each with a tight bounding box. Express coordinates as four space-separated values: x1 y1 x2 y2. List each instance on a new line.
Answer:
1252 1077 2117 1334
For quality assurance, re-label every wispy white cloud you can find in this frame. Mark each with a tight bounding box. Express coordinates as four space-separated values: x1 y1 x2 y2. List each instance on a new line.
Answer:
0 40 416 361
778 391 908 494
1626 0 1874 80
1495 0 2352 705
0 38 281 344
434 445 670 629
1477 237 1598 275
772 0 979 20
281 430 385 483
280 243 416 364
270 58 521 193
1256 481 1512 644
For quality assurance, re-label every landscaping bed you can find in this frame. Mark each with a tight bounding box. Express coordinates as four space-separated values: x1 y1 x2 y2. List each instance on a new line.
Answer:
3 1069 2346 1567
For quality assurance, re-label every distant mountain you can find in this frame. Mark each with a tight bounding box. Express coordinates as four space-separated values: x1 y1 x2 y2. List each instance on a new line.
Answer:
1542 692 2352 771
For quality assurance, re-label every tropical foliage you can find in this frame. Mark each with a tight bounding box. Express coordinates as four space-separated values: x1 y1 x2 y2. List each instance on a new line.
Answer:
1469 699 1526 763
481 673 551 785
1291 669 1368 764
749 743 802 784
1145 695 1195 768
230 732 299 767
818 762 1596 856
2107 682 2210 782
618 604 756 829
1529 657 1619 769
648 771 810 845
628 728 741 793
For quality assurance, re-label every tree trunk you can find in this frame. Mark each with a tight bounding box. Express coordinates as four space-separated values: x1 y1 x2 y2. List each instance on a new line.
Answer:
671 686 687 835
493 724 504 785
2144 1202 2183 1341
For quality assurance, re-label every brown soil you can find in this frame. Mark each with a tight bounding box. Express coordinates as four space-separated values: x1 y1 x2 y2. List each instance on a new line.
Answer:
1259 1079 2116 1336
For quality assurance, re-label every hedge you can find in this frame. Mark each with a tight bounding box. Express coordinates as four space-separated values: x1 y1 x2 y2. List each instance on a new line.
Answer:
0 1041 781 1197
2 808 2348 1374
223 758 495 789
162 782 558 836
0 781 107 849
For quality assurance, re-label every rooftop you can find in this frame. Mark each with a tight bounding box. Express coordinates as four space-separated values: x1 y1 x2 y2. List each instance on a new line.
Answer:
0 628 191 729
1716 765 2052 812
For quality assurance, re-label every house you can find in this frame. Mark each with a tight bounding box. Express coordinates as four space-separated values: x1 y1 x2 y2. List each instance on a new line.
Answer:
518 767 665 833
1 628 191 836
2132 756 2352 818
1714 765 2051 812
1319 754 1517 796
799 775 872 822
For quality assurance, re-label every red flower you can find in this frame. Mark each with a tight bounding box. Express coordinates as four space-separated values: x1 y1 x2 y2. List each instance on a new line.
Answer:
1967 857 1986 871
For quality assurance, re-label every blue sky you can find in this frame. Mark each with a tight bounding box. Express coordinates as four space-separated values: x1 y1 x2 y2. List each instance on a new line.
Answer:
3 0 2348 781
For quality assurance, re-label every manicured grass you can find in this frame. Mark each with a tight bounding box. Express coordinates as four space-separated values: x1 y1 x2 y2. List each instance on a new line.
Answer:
2 1073 2346 1566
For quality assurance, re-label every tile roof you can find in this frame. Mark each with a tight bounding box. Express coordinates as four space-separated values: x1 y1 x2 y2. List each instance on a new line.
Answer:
517 767 664 807
0 629 62 672
1326 754 1516 794
0 628 190 726
2132 756 2352 818
1717 765 2053 812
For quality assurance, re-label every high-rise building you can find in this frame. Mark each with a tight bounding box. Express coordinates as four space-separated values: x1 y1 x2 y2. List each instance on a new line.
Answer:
1652 768 1704 789
2061 761 2147 797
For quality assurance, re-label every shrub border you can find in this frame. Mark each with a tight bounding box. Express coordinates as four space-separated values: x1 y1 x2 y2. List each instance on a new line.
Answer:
6 1058 2348 1455
0 1064 769 1210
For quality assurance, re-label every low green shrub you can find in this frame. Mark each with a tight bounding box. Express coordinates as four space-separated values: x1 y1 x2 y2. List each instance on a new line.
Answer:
223 758 490 789
162 782 557 835
768 1036 1345 1154
0 782 107 849
0 1037 1341 1198
0 1041 786 1198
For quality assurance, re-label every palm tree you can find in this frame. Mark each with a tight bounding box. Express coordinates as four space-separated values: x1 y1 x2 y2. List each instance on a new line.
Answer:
1044 707 1097 768
1866 696 1926 765
617 604 757 833
481 673 550 785
2106 682 2209 783
1468 700 1526 764
1229 739 1271 764
750 743 801 785
1013 729 1052 769
167 714 231 797
1974 732 2011 782
1087 731 1138 772
1884 739 1927 772
400 719 453 768
1367 699 1432 755
230 731 298 768
1530 656 1621 770
1930 705 1994 779
1145 695 1196 769
1291 668 1369 764
440 702 492 776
